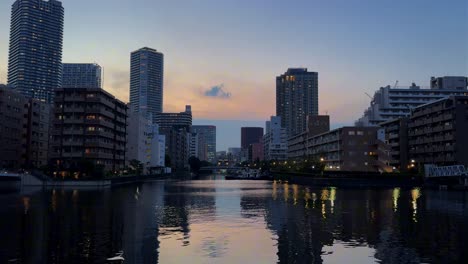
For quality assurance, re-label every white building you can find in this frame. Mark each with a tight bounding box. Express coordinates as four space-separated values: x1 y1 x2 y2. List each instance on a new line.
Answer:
149 124 165 168
263 116 288 161
127 111 165 173
189 132 199 158
356 77 468 126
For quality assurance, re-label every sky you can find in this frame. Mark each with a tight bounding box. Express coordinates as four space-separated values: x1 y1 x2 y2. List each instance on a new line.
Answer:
0 0 467 151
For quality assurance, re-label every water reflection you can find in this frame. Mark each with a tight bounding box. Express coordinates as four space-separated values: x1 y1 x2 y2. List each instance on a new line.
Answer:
0 178 466 263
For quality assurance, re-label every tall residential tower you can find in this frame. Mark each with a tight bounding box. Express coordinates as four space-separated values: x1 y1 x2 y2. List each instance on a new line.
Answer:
130 47 164 121
7 0 64 103
276 68 318 137
62 63 102 88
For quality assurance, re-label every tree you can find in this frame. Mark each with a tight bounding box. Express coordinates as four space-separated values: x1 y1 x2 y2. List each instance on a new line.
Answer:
188 156 201 174
129 159 144 176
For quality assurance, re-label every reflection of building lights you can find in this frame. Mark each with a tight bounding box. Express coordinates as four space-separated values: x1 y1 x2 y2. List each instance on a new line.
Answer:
392 188 400 212
293 184 299 205
321 189 329 201
272 180 277 200
22 197 30 214
320 158 324 162
321 202 326 219
411 188 421 222
330 187 336 214
312 193 317 208
304 187 311 208
283 182 289 201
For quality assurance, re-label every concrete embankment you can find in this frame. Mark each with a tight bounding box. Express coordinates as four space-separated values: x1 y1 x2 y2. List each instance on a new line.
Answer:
272 171 423 188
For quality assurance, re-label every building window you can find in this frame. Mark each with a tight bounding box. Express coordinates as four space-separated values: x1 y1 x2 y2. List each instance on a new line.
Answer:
348 131 355 135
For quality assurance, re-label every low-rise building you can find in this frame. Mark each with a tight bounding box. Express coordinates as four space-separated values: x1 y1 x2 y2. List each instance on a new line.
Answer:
0 85 52 169
408 96 468 167
288 115 330 159
49 88 127 178
0 85 28 169
308 127 390 172
263 116 288 161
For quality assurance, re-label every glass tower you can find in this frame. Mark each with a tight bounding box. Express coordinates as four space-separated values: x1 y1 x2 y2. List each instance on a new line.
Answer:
7 0 64 103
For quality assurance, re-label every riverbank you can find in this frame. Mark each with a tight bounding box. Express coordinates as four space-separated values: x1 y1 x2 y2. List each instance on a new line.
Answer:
272 171 423 188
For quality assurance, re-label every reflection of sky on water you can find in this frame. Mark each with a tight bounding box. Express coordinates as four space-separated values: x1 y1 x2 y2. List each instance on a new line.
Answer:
1 178 467 263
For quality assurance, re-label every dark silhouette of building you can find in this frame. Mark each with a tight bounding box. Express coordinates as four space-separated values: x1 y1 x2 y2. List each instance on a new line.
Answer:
276 68 319 137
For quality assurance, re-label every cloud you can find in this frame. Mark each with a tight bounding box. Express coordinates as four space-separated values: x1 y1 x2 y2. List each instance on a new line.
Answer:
203 84 232 99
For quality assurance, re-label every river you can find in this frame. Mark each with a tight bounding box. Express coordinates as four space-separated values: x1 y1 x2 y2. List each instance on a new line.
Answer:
0 175 467 263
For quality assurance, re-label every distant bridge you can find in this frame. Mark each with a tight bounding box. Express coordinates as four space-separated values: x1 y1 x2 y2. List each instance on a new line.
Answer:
200 166 246 171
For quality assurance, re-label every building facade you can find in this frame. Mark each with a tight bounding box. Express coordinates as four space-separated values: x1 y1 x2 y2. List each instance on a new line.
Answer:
129 47 164 121
8 0 64 103
241 127 264 149
62 63 102 88
276 68 319 137
0 85 52 169
249 142 264 162
356 77 468 126
24 98 52 168
289 126 391 172
408 96 468 167
0 85 28 168
288 115 330 159
263 116 288 161
380 117 409 171
49 88 127 177
192 125 216 163
155 106 192 170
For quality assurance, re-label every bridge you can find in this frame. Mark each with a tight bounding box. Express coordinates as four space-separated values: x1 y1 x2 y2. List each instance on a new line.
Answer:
199 166 247 173
424 164 468 187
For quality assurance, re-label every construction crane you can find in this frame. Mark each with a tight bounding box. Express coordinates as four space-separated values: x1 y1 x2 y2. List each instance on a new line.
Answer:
393 80 399 89
365 92 375 105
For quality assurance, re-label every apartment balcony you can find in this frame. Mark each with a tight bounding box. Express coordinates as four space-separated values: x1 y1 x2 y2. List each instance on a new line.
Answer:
61 152 83 158
388 133 399 139
444 134 454 141
442 124 454 131
445 145 455 152
63 107 85 113
62 140 84 146
442 113 454 121
63 118 84 124
84 141 114 149
63 95 86 102
63 129 84 135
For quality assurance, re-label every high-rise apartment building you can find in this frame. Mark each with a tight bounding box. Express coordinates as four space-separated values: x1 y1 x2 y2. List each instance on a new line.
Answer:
7 0 64 103
356 77 468 126
276 68 319 137
129 47 164 121
192 125 217 163
62 63 102 88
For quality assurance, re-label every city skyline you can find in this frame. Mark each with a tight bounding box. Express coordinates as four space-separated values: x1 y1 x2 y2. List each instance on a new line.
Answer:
0 0 467 150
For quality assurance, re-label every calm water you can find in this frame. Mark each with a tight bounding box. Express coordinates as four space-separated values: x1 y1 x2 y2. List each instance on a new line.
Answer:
1 175 467 263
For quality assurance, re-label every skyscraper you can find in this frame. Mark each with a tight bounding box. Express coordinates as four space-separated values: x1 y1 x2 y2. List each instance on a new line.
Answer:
62 63 102 88
192 125 217 163
7 0 64 103
276 68 318 137
130 47 164 121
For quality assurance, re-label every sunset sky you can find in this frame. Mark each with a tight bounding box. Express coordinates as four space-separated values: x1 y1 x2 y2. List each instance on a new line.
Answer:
0 0 467 150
